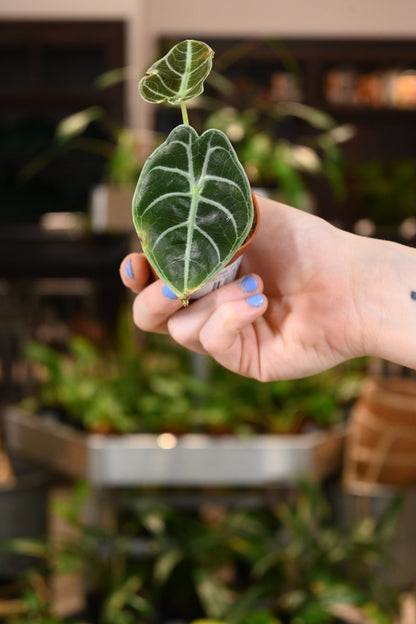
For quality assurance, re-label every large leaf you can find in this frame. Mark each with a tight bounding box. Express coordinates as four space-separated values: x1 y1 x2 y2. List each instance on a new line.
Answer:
139 39 214 105
132 124 254 304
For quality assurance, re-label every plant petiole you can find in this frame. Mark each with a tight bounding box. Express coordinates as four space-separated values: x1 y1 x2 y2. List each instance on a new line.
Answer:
180 101 189 125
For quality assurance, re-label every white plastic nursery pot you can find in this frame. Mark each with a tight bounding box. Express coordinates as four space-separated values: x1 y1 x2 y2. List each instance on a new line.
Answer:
146 191 260 300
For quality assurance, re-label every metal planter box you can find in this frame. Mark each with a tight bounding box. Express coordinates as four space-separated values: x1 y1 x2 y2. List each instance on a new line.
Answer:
4 407 345 487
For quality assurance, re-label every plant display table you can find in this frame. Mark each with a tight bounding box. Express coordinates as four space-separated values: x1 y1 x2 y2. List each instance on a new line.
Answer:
4 407 345 487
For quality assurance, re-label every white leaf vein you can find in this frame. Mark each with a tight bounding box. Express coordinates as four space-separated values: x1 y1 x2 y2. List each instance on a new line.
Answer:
164 58 182 78
194 225 221 262
151 165 192 181
198 197 238 234
140 192 190 220
153 222 186 251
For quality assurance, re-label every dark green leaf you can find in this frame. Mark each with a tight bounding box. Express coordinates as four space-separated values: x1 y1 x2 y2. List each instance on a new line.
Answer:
132 124 254 302
139 39 214 105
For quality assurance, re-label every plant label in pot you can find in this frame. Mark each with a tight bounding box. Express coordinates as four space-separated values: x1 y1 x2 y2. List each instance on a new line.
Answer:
132 40 255 305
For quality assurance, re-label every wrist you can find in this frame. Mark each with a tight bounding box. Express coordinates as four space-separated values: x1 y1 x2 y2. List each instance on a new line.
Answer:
351 233 416 368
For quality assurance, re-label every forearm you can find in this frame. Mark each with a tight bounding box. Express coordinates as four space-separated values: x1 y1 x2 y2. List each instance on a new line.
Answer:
352 233 416 369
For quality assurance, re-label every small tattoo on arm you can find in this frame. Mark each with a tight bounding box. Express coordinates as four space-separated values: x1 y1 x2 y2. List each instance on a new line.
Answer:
411 290 416 300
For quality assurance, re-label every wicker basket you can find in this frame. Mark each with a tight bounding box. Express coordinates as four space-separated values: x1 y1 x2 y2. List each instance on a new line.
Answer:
343 376 416 486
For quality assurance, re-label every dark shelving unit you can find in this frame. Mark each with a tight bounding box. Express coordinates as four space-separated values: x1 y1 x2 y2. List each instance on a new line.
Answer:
0 20 126 224
159 37 416 227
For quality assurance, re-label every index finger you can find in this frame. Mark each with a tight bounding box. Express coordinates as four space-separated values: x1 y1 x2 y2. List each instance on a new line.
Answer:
132 279 184 334
119 253 150 294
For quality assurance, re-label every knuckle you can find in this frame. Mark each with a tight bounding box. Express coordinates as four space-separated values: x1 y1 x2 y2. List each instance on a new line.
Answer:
132 288 164 331
167 314 191 345
132 295 150 331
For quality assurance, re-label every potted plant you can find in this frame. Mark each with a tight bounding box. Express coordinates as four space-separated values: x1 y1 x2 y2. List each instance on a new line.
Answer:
131 39 257 305
3 479 404 624
20 103 160 233
4 324 363 487
53 106 159 233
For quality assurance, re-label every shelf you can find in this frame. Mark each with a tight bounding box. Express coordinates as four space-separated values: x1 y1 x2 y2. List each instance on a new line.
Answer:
0 227 130 279
0 20 125 122
322 105 416 120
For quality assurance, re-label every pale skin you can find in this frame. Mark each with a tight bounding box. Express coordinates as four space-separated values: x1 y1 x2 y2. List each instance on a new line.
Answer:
120 194 416 381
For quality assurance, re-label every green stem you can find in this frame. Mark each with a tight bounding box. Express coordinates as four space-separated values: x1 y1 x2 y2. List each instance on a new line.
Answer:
180 101 189 125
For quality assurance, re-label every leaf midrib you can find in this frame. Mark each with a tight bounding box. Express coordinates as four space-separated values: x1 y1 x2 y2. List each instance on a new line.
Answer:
183 131 198 293
183 131 217 294
183 133 239 295
177 40 194 101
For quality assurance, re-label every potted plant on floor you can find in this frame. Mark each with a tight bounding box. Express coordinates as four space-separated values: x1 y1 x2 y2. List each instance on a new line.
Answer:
2 479 405 624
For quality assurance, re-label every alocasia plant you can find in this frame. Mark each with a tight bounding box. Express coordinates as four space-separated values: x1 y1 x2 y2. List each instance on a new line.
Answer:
132 40 255 305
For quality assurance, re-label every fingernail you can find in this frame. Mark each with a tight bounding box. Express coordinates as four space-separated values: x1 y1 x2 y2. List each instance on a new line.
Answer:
126 258 134 279
240 275 258 293
162 284 178 300
247 294 264 307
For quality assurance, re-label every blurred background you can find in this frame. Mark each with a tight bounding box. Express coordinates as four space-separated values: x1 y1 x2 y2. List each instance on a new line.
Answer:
1 0 416 399
1 3 416 623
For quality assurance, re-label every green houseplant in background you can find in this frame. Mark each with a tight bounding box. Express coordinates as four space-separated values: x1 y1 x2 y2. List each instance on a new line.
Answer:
354 158 416 232
3 479 403 624
20 105 147 192
21 104 160 233
150 38 353 212
20 331 210 436
202 101 353 210
54 104 164 235
19 38 351 233
19 327 363 437
132 39 255 305
3 326 363 487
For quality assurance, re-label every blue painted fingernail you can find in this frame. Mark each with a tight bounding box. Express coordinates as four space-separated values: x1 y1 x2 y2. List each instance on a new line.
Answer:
247 294 264 307
162 284 178 300
240 275 258 293
126 258 134 279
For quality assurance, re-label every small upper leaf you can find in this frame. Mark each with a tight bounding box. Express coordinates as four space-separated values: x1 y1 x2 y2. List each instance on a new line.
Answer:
132 125 254 304
138 40 214 105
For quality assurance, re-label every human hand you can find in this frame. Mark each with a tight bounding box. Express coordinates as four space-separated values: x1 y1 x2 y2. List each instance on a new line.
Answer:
120 194 375 380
